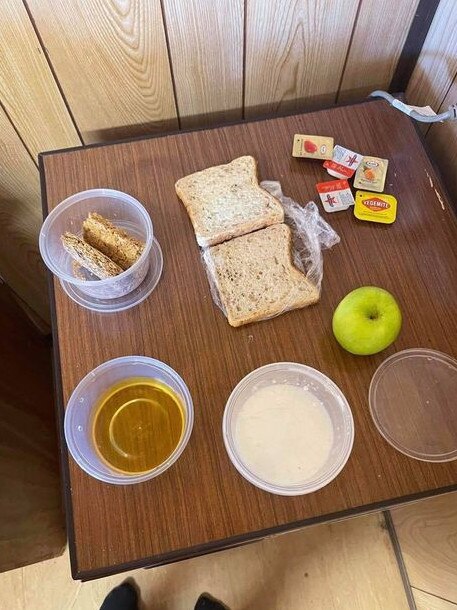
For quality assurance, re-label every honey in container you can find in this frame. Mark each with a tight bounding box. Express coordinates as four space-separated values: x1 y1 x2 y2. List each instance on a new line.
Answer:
92 377 184 474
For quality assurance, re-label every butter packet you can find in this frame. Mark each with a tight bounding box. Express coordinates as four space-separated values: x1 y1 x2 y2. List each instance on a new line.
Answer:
323 145 363 179
354 191 397 224
353 156 388 193
317 179 355 212
292 134 334 160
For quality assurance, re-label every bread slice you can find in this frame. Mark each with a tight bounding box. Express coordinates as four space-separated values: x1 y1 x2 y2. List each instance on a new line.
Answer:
175 156 284 247
61 232 123 279
205 223 319 327
83 212 145 270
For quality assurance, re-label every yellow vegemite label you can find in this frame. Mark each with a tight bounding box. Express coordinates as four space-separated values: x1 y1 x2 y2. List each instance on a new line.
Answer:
354 191 397 224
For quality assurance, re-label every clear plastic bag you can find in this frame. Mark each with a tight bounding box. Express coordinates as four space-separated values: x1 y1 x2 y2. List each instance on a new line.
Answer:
202 181 340 326
261 181 340 289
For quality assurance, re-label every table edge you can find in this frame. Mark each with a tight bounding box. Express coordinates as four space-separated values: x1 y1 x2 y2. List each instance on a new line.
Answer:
39 156 80 580
75 484 457 581
39 101 457 582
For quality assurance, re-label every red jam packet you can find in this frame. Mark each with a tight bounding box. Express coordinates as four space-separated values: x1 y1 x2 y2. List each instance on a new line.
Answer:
292 134 334 160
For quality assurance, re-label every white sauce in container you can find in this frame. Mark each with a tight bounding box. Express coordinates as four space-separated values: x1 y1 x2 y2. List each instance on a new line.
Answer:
234 384 334 486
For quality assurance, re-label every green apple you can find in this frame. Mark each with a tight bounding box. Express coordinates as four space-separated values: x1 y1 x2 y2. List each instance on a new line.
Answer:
332 287 402 355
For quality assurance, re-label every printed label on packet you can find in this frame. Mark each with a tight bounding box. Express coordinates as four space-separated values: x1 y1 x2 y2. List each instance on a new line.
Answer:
354 191 397 224
323 145 363 179
316 179 355 212
292 134 334 160
353 156 388 193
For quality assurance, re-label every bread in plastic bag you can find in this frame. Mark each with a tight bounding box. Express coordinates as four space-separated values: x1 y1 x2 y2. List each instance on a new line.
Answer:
201 180 340 326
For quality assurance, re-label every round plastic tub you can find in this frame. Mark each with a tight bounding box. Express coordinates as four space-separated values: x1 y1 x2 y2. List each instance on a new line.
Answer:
223 362 354 496
39 189 153 299
369 348 457 462
64 356 194 485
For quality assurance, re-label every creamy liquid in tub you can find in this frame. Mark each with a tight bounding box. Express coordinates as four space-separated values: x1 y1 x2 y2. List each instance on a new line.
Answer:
234 384 333 486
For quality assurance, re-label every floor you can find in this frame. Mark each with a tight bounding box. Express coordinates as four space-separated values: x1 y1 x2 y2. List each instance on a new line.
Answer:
2 492 456 610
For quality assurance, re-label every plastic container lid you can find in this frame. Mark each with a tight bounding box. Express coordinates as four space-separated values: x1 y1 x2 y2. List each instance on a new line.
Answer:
223 362 354 496
369 349 457 462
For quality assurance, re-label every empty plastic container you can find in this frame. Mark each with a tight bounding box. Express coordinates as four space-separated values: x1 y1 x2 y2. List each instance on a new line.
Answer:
223 362 354 495
64 356 194 485
39 189 153 300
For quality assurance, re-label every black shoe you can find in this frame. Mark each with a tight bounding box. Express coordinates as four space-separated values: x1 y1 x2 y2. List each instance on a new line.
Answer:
100 581 139 610
195 593 229 610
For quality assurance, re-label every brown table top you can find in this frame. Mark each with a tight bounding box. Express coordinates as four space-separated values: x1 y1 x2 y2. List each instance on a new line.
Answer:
41 100 457 580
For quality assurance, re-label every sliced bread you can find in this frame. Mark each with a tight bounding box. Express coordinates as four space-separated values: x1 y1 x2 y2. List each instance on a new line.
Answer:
175 156 284 247
205 223 319 327
61 232 123 279
83 212 145 270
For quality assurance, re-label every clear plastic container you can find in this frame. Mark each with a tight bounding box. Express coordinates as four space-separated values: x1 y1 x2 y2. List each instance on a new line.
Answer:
64 356 194 485
39 189 153 299
59 238 163 313
369 348 457 462
223 362 354 495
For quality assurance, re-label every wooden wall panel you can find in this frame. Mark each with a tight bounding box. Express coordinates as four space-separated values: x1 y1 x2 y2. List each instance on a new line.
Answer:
0 1 81 159
426 77 457 202
244 0 359 117
0 0 453 319
162 0 244 128
338 0 420 102
25 0 178 144
406 0 457 110
404 0 457 204
0 109 48 322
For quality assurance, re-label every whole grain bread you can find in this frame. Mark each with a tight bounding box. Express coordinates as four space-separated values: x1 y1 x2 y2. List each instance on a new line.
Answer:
83 212 145 270
175 156 284 247
61 232 123 279
205 223 319 327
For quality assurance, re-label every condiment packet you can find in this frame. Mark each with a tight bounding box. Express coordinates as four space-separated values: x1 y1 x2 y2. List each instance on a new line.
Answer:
316 179 355 212
292 134 334 160
353 156 388 193
354 191 397 224
323 145 363 179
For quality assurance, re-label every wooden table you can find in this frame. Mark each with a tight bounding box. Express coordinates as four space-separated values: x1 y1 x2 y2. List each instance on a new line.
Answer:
40 100 457 580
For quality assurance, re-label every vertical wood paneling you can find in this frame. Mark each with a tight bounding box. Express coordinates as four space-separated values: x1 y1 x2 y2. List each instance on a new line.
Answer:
161 0 244 128
0 0 454 317
338 0 420 102
244 0 359 117
406 0 457 110
0 108 48 321
426 77 457 202
0 0 81 159
25 0 178 144
404 0 457 203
